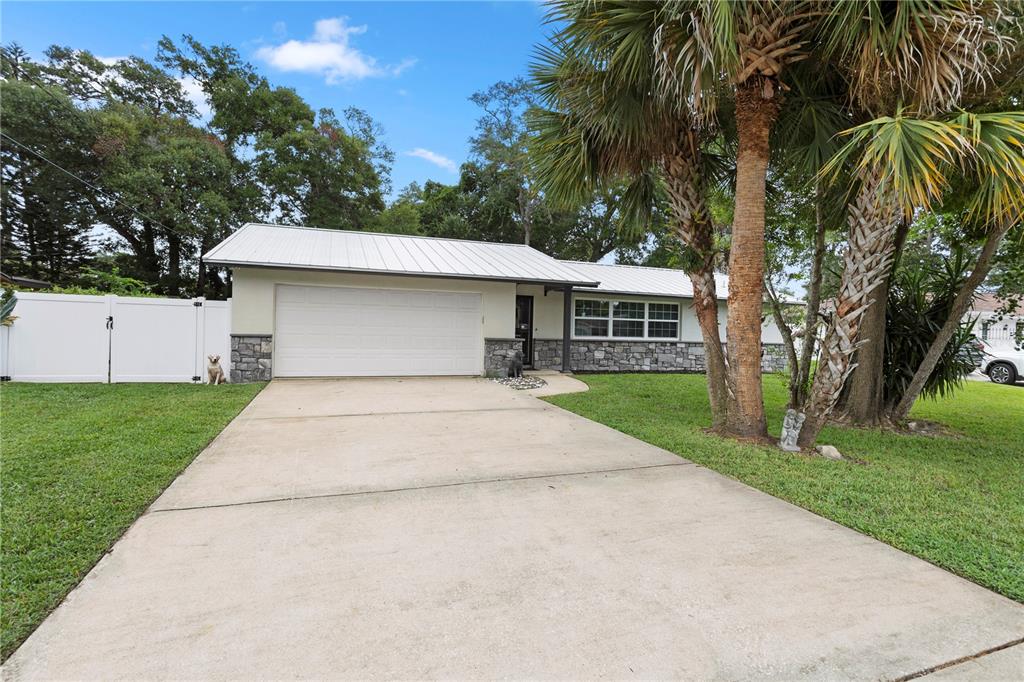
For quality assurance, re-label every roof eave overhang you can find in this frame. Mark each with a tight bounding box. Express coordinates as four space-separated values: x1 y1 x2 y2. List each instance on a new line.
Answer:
204 259 600 288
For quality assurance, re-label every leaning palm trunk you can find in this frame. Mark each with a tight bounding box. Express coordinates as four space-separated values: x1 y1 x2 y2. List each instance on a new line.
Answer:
765 280 801 407
662 145 731 430
794 183 827 407
797 168 900 448
889 224 1010 422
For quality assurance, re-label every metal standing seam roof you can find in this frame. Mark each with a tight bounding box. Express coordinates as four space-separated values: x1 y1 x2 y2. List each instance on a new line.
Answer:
562 261 731 300
203 223 600 287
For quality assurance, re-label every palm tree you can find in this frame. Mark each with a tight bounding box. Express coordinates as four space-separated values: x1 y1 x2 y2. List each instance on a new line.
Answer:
529 4 735 428
539 0 815 439
796 0 1015 447
797 110 1024 445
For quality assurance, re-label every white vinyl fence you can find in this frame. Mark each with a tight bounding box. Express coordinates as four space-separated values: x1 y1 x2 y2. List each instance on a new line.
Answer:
0 292 231 383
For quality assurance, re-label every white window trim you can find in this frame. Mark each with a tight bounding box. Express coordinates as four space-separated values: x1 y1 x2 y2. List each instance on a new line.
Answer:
572 296 681 341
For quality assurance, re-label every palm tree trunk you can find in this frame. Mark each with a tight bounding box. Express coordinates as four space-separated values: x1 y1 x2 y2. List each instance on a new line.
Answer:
797 168 899 449
725 86 778 439
691 269 731 430
837 218 910 425
794 182 827 407
889 225 1008 422
661 144 731 430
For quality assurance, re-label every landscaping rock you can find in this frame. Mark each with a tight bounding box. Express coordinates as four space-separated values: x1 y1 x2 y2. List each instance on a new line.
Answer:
492 376 548 391
816 445 844 461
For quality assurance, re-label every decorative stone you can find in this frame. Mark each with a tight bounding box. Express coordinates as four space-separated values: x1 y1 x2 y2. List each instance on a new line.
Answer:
230 334 272 383
816 444 844 461
483 338 524 378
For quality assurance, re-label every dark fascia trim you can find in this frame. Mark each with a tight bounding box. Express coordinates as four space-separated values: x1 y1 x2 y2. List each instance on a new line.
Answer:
207 261 600 289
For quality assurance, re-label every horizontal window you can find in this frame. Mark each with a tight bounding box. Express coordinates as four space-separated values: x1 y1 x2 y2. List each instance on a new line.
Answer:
649 303 679 321
648 321 679 338
575 299 609 318
574 319 609 337
613 301 644 319
573 299 680 340
613 320 644 337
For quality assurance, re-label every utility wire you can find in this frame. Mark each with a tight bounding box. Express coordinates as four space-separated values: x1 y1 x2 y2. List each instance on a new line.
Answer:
1 131 180 236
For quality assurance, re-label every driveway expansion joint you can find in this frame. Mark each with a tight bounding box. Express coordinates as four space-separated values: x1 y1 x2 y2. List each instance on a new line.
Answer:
248 405 548 421
149 461 692 514
893 636 1024 681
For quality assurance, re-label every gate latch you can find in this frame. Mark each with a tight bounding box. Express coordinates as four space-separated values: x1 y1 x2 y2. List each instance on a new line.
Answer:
105 316 113 330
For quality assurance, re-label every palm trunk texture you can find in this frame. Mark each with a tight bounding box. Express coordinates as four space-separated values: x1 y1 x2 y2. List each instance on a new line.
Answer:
662 142 731 430
837 219 910 425
726 86 778 439
798 168 899 449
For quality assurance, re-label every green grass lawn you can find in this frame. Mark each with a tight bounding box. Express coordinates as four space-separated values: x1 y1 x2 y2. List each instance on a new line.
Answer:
547 374 1024 602
0 382 264 660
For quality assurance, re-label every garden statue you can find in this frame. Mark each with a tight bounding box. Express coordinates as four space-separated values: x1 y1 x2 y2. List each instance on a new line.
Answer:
779 409 806 452
507 350 524 378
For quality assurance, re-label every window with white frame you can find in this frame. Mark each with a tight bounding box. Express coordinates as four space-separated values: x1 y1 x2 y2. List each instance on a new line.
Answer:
573 298 679 340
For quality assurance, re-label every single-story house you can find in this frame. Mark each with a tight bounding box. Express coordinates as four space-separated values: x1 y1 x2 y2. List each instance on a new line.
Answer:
204 223 788 383
966 293 1023 348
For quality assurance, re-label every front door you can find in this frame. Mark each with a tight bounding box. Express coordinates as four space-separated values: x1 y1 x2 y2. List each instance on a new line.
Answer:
515 295 534 368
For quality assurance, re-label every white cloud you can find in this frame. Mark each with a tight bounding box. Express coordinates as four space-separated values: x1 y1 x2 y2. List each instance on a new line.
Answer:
406 148 457 173
179 76 212 121
255 16 415 83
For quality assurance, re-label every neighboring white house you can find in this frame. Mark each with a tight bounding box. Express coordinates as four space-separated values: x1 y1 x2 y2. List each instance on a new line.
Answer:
203 223 789 382
966 293 1023 348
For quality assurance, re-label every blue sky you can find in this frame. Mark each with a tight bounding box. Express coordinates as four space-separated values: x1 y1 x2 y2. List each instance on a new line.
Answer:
2 1 551 197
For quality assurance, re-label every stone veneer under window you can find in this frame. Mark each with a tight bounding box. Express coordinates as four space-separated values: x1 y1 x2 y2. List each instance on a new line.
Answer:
532 339 788 374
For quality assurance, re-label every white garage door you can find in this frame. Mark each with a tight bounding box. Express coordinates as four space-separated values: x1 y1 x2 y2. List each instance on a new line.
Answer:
274 284 483 377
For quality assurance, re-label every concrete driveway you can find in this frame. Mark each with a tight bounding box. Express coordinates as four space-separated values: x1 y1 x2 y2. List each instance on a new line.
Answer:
5 377 1023 680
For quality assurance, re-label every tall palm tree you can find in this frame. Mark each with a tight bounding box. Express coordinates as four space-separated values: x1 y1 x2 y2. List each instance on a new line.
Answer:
796 0 1015 447
542 0 815 439
529 5 735 428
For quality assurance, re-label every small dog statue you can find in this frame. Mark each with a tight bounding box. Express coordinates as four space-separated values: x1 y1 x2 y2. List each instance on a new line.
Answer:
207 354 227 385
507 350 524 378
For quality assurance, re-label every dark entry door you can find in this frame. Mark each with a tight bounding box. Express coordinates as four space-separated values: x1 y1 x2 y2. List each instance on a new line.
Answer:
515 295 534 368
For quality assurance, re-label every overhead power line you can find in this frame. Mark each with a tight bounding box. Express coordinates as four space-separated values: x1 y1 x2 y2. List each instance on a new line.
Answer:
1 131 179 236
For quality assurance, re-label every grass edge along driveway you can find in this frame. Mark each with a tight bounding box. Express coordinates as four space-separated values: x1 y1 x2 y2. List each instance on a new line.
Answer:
546 374 1024 603
1 382 265 660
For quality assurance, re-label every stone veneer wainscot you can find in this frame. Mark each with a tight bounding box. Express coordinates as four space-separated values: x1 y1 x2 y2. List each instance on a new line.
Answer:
532 339 788 374
231 334 272 383
484 338 524 377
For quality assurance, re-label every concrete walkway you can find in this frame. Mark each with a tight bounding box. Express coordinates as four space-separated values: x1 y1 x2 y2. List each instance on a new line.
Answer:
5 377 1022 680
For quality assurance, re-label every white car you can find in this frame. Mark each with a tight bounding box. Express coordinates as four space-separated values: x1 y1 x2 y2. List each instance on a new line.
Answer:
979 343 1024 385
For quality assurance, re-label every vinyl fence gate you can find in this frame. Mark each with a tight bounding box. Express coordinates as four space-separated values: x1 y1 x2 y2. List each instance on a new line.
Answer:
0 292 231 383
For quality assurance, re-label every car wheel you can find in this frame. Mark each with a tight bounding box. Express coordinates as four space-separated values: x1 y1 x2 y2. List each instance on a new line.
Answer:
988 362 1017 385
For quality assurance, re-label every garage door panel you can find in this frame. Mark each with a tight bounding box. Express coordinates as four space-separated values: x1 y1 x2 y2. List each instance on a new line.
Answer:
274 285 483 377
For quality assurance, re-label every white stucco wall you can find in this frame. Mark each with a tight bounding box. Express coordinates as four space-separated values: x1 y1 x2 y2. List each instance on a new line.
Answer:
231 266 516 338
